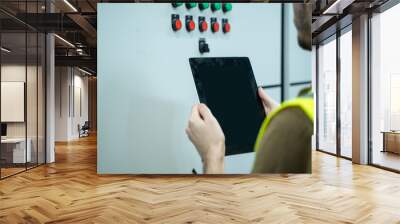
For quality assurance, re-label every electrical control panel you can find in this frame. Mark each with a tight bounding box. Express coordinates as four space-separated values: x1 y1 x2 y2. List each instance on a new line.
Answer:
171 3 232 35
98 3 283 174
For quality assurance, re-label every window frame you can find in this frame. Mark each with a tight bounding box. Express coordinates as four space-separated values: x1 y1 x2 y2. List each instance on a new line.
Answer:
315 23 353 160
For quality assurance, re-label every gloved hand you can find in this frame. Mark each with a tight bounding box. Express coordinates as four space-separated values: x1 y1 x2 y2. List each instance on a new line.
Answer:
258 87 279 114
185 104 225 174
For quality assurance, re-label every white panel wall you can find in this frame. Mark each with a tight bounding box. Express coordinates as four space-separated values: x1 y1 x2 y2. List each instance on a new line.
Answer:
55 67 89 141
1 65 30 138
55 67 69 141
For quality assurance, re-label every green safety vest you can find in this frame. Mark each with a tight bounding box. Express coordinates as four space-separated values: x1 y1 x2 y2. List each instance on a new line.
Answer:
254 97 314 152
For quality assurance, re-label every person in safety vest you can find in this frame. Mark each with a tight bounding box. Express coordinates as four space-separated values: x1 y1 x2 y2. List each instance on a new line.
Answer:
185 4 313 174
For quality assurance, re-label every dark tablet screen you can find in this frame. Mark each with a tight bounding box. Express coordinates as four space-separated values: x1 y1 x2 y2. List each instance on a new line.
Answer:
189 57 266 155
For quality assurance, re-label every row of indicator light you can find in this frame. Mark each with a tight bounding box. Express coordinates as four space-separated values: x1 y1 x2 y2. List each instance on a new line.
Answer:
172 3 232 13
172 15 231 33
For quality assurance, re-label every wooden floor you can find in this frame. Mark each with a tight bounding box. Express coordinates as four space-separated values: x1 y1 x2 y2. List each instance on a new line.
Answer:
0 135 400 223
1 163 45 178
1 167 26 178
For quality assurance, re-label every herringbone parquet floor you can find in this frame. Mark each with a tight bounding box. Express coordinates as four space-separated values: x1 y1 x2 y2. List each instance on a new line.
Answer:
1 134 400 223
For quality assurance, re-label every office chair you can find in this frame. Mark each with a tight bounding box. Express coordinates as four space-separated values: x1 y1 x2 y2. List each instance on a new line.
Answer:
79 121 90 138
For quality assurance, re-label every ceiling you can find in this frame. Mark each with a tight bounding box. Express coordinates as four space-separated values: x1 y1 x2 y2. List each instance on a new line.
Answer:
311 0 391 43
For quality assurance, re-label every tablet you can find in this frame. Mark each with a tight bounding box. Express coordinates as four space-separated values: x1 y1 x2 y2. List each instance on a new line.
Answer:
189 57 266 155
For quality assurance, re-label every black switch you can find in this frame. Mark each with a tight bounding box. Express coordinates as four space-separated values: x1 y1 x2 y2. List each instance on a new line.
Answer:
199 38 210 54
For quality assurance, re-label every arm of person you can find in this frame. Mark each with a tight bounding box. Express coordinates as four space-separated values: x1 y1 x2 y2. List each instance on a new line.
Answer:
252 107 313 173
185 88 279 174
185 104 225 174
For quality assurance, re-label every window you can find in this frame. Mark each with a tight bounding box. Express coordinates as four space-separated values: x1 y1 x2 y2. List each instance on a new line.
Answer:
317 36 337 154
339 29 352 158
370 3 400 171
0 2 47 179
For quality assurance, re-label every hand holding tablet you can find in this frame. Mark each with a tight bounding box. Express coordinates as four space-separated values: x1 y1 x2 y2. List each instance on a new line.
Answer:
189 57 266 155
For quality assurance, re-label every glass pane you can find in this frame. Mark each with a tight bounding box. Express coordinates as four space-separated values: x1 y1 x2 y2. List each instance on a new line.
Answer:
340 30 352 158
27 31 38 169
26 0 39 168
318 37 337 154
1 31 27 177
38 33 45 165
371 5 400 171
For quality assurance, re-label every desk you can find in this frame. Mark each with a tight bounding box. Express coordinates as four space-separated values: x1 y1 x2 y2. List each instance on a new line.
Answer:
382 131 400 154
1 138 31 163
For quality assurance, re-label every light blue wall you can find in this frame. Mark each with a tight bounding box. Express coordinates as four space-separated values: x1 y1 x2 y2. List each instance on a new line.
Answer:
263 87 282 103
97 3 310 174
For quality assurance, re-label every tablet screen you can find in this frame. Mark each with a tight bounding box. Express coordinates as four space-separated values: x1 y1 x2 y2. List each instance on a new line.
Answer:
189 57 266 155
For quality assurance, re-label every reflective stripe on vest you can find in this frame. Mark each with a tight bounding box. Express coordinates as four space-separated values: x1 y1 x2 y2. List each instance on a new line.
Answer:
254 98 314 152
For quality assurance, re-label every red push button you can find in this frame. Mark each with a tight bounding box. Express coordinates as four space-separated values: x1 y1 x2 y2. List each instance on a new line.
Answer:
199 16 207 32
223 22 230 33
187 20 195 31
212 22 219 33
199 21 208 32
222 19 230 33
171 14 182 32
186 15 195 32
172 19 182 31
211 18 219 33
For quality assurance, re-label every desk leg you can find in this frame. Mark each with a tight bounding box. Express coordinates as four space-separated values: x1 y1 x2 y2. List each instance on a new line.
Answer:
382 133 386 153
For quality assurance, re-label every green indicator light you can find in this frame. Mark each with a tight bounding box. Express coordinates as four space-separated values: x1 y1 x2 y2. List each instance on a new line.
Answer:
199 3 210 10
211 3 221 11
223 3 232 12
186 3 197 9
172 2 183 7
